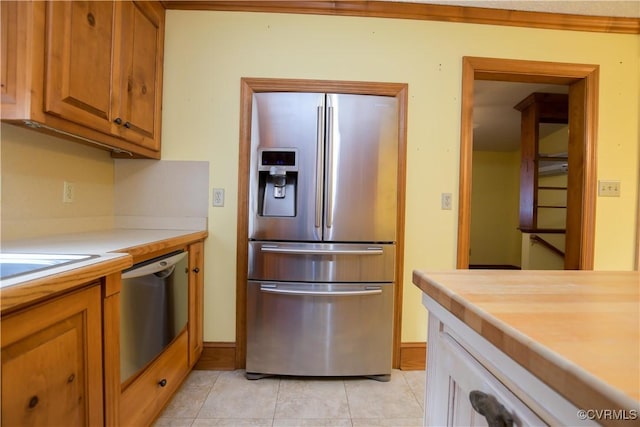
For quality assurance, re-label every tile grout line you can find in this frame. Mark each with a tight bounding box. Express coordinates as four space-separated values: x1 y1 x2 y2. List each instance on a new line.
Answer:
271 375 282 427
342 379 355 427
193 371 220 421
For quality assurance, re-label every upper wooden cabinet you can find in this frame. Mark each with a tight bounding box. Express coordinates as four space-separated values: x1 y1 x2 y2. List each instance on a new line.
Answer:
113 0 164 150
0 1 165 158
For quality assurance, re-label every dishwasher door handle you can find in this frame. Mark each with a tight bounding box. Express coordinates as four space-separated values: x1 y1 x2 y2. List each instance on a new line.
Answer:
259 285 382 297
260 245 383 256
121 251 187 279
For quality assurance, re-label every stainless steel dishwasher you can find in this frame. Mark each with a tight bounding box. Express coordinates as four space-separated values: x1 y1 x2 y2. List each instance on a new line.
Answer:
120 250 189 383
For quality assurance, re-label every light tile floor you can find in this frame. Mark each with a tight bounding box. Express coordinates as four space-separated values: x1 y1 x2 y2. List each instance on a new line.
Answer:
153 369 426 427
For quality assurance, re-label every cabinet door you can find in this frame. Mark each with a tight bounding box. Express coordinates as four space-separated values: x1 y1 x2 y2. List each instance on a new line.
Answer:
429 329 547 427
1 1 20 111
188 240 205 365
1 285 103 427
112 0 163 150
44 1 115 134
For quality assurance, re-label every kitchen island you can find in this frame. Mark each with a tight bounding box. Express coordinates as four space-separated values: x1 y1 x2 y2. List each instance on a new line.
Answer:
413 270 640 427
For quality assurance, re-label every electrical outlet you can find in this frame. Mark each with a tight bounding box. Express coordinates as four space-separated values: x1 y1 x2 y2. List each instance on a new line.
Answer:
63 181 75 203
441 192 452 210
213 188 225 207
598 180 621 197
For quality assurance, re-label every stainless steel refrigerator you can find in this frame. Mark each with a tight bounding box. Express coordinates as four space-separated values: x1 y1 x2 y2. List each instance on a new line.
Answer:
246 92 399 381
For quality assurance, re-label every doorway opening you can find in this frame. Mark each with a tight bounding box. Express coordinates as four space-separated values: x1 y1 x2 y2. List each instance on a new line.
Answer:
457 57 599 270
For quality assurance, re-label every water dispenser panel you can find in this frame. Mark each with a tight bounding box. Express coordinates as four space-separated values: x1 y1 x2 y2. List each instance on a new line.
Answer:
258 149 298 217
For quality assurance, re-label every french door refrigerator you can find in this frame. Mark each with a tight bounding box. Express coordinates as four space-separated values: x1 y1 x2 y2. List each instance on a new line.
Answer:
247 92 399 380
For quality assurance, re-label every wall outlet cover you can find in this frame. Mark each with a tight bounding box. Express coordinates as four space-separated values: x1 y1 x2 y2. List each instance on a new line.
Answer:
63 181 75 203
213 188 225 207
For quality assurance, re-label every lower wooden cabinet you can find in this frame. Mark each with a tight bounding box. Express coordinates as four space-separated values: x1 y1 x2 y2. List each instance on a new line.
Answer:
120 331 189 426
188 240 205 365
0 237 206 427
120 240 206 426
1 285 104 426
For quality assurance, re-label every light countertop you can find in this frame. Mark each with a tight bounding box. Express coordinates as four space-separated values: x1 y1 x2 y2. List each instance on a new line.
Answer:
1 228 208 312
2 228 208 255
413 270 640 417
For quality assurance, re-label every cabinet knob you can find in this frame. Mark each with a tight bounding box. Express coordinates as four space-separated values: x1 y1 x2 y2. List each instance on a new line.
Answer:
124 121 131 129
158 378 167 387
469 390 514 427
28 395 39 409
114 117 122 125
193 267 200 273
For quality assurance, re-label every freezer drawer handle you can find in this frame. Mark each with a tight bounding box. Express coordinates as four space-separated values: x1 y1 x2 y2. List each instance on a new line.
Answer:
259 286 382 297
260 246 383 255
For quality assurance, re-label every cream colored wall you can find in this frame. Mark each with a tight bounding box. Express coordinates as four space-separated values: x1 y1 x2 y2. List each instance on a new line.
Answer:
1 124 114 241
470 150 521 267
161 11 639 343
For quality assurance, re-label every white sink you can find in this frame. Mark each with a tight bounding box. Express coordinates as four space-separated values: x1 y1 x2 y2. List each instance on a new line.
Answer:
0 253 97 280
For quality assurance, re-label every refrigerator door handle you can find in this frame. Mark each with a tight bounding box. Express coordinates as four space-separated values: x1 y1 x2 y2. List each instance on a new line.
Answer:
260 245 384 255
260 285 383 297
315 106 325 229
326 105 335 229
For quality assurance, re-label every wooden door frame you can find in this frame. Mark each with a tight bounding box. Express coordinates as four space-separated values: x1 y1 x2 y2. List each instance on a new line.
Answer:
235 78 409 369
457 57 598 269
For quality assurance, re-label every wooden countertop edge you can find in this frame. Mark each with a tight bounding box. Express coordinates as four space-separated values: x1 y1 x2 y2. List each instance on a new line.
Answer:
412 270 640 419
1 255 133 314
114 230 208 261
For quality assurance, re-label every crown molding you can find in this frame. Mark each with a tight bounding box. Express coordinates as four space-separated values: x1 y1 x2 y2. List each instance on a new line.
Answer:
160 1 640 34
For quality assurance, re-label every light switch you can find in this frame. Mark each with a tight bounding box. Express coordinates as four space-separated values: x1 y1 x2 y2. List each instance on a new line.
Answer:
598 180 621 197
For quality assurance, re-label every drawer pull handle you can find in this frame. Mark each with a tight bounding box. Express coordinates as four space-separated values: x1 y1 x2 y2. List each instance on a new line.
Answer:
193 267 200 273
28 395 39 409
158 378 167 387
469 390 513 427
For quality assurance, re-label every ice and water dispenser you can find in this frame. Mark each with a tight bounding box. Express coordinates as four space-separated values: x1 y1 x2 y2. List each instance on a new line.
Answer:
257 148 298 217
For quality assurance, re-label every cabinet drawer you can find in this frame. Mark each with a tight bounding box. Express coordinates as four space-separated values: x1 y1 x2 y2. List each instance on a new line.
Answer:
120 331 189 426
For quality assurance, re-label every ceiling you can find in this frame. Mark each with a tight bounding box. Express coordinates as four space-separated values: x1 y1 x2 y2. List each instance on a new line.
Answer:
473 81 569 151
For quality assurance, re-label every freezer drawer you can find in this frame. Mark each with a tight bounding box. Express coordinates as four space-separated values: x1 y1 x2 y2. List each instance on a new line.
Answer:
248 241 395 282
246 281 394 379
